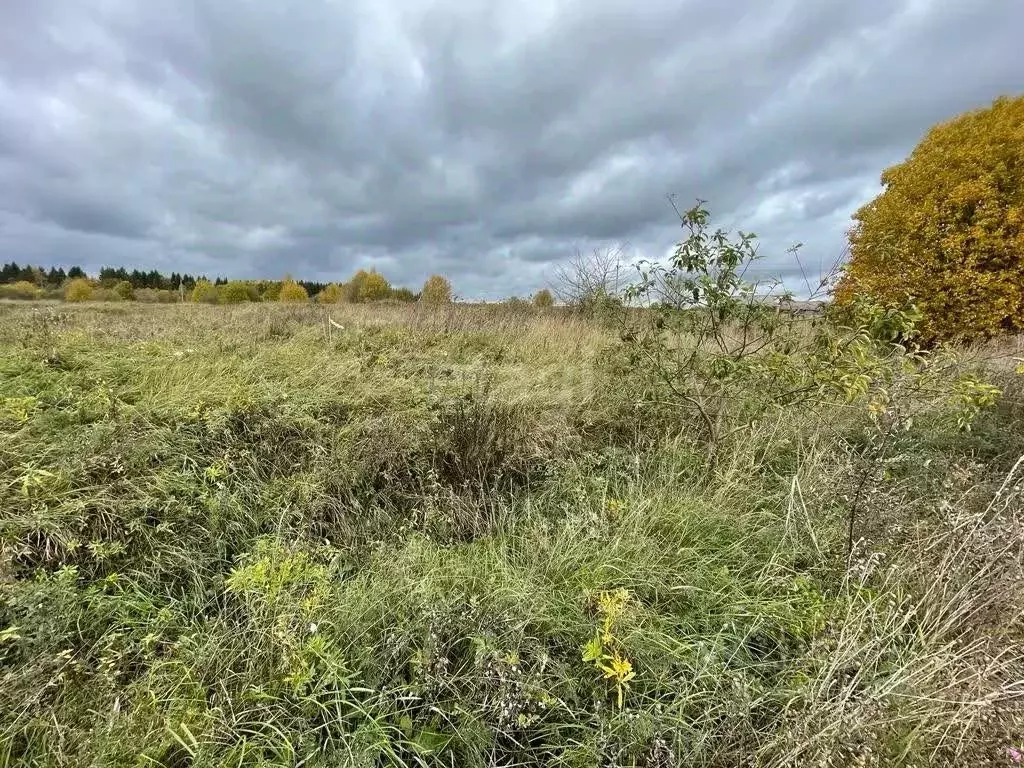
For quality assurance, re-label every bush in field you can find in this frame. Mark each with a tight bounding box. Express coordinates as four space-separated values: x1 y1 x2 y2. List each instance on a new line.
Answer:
63 278 93 302
316 283 344 303
113 280 135 301
190 279 219 304
0 281 41 300
420 274 453 305
835 95 1024 342
533 288 554 308
619 201 995 464
278 279 309 303
502 296 532 310
135 288 178 303
348 269 391 302
219 281 256 304
258 281 282 301
347 270 369 301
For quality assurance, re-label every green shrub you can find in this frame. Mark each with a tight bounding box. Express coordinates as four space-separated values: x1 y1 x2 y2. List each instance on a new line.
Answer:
190 279 219 303
113 280 135 301
619 201 992 467
502 296 533 310
259 281 282 301
219 281 256 304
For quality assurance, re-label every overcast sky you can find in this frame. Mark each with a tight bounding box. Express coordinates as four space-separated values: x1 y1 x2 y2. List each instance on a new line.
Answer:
0 1 1020 298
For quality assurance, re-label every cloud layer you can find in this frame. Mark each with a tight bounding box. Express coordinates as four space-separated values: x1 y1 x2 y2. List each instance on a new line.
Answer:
1 0 1020 297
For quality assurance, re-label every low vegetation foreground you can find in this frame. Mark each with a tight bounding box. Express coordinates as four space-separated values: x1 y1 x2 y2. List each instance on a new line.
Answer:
1 297 1022 767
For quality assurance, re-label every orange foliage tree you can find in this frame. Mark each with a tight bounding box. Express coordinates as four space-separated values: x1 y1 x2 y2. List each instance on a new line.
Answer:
835 95 1024 341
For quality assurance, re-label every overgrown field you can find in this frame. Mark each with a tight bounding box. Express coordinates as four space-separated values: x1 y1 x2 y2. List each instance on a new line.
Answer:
1 301 1022 767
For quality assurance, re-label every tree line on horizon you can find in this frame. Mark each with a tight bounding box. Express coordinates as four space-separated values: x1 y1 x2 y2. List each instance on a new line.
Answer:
0 262 431 304
0 260 560 308
0 262 330 296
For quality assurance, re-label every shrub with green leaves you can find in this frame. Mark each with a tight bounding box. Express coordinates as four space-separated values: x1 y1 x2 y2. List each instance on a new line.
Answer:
617 201 992 469
190 278 219 303
113 280 135 301
391 286 417 302
261 280 283 301
217 280 256 303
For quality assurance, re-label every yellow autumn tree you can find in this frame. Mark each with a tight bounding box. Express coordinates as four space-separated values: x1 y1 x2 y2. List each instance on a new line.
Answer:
64 278 93 302
533 288 554 308
3 280 41 299
420 275 452 305
278 279 309 303
349 269 391 302
835 95 1024 342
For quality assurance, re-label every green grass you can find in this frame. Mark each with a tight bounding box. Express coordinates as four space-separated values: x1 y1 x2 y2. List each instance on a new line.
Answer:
1 301 1022 767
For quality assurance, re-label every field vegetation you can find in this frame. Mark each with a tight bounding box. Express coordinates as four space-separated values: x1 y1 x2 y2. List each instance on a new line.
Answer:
2 263 1023 766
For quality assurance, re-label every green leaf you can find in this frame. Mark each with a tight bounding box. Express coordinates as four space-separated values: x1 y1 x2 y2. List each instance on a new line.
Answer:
0 626 21 643
410 728 452 755
398 715 413 737
582 635 603 663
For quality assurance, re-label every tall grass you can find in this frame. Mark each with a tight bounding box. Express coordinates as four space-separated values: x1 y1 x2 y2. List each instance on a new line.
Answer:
0 302 1021 767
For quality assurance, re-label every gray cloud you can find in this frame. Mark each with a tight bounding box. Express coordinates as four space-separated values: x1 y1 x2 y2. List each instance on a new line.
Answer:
0 0 1020 298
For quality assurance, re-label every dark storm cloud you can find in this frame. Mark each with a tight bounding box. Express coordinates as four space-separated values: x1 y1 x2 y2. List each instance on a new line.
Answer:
0 0 1021 297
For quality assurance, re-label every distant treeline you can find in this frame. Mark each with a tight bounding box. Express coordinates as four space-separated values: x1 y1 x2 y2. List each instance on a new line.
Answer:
0 262 330 296
0 261 444 305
